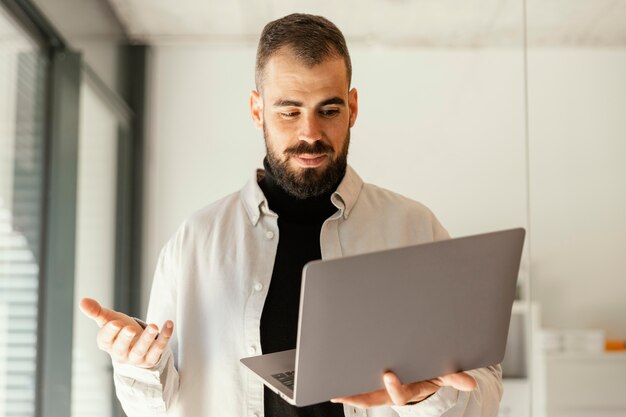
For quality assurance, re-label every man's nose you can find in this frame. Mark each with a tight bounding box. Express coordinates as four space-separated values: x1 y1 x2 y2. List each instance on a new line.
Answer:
298 113 322 144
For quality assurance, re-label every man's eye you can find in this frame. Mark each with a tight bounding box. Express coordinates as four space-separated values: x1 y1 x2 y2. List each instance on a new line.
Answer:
280 112 299 118
320 109 339 117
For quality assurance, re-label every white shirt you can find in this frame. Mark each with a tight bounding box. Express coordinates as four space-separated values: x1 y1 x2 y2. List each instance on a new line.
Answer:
112 166 503 417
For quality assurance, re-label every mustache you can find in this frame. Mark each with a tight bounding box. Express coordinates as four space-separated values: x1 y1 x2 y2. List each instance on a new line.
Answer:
284 141 334 156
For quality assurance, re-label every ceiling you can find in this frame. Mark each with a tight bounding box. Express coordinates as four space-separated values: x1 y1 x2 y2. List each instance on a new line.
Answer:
105 0 626 47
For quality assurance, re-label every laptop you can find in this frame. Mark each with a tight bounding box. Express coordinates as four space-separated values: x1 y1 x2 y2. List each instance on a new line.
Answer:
240 228 525 407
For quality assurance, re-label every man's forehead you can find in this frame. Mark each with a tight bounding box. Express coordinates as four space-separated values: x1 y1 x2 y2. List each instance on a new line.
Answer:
261 50 349 99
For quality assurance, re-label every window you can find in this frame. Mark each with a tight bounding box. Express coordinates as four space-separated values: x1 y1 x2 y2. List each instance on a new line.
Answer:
70 78 121 417
0 5 48 417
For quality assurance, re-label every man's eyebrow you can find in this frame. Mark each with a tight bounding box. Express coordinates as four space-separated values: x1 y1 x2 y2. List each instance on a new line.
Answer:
272 97 346 107
273 99 303 107
318 97 345 107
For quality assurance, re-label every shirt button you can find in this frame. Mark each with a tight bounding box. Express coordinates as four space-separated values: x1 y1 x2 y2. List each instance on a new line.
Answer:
251 414 259 417
254 282 263 292
248 345 256 354
265 230 274 240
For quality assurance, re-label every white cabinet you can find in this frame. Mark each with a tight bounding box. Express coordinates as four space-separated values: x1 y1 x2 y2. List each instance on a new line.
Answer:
545 352 626 417
499 302 545 417
500 379 530 417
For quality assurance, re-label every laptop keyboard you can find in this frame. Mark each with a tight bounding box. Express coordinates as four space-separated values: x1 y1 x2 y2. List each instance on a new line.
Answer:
272 371 295 389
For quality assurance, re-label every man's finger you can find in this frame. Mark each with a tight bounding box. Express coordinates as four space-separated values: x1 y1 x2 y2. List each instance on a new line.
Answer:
143 321 174 366
128 324 159 364
437 372 477 392
79 298 114 328
110 325 137 362
385 372 443 405
96 320 123 351
383 372 413 405
331 388 389 408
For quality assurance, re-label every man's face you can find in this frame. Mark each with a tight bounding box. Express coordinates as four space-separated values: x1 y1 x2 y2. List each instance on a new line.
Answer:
250 48 358 199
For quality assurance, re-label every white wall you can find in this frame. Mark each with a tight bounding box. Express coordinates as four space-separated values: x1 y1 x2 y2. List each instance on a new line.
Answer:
141 43 529 311
527 49 626 338
142 44 265 309
141 43 626 339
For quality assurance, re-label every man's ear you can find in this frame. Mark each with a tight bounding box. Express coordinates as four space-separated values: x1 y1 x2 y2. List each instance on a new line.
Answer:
348 88 359 128
250 90 264 130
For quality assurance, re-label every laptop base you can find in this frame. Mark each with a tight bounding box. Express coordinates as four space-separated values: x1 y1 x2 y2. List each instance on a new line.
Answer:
240 349 297 404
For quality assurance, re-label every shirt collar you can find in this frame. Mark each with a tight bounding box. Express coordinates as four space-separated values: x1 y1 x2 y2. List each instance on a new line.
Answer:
331 165 363 220
240 165 364 226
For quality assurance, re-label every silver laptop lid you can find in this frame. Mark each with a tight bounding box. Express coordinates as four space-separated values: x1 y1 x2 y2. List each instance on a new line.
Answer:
292 228 525 406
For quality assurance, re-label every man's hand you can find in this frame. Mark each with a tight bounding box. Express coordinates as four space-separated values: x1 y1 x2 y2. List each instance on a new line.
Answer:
330 370 477 408
79 297 174 369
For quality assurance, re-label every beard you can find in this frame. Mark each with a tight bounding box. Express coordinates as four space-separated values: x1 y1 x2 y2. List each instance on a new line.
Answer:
264 126 350 200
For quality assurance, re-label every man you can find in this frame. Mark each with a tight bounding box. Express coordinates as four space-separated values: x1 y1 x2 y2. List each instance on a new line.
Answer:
80 13 502 417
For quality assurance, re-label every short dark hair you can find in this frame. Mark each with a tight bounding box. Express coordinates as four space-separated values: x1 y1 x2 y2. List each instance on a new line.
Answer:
255 13 352 91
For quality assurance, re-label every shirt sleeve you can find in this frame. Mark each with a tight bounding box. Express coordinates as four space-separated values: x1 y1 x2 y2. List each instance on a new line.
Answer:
112 347 179 416
430 210 451 242
390 365 503 417
111 224 185 416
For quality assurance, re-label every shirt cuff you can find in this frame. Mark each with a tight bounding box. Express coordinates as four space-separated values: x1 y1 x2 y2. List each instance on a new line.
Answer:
391 386 459 417
134 317 148 329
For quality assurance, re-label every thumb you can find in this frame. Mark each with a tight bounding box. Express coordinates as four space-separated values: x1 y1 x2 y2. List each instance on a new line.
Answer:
437 372 477 392
79 297 115 328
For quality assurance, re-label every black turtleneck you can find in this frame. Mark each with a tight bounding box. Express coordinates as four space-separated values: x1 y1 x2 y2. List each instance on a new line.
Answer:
259 159 345 417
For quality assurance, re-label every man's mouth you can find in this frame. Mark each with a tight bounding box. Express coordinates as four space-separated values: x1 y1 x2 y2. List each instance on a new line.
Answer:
292 153 328 168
